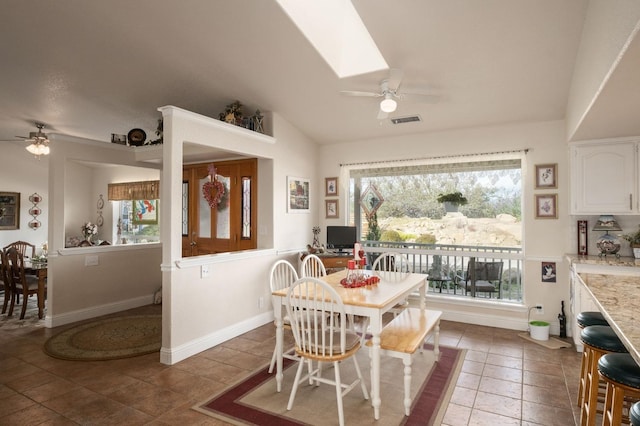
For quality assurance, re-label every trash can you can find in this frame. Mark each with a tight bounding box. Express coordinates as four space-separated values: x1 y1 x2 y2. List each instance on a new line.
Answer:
529 320 550 341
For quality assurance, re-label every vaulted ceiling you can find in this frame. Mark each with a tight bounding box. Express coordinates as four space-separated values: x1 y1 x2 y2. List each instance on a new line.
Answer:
1 1 637 150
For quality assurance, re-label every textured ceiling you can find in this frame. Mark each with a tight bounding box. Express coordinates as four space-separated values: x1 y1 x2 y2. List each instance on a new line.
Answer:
2 0 633 151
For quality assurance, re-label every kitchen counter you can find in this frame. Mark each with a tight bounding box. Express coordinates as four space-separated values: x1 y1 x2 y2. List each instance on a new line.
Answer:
576 272 640 366
566 254 640 268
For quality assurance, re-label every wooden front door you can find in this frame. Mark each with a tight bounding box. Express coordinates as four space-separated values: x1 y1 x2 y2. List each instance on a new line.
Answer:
182 159 257 257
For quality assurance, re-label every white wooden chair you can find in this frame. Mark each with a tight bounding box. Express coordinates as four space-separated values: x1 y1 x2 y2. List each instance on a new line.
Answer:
300 254 327 278
268 260 299 373
372 252 411 316
285 277 369 426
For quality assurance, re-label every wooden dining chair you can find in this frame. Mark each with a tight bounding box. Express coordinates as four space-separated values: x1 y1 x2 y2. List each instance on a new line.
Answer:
4 247 41 319
299 254 327 278
372 252 411 316
0 250 12 314
3 241 36 260
268 259 300 374
285 277 369 426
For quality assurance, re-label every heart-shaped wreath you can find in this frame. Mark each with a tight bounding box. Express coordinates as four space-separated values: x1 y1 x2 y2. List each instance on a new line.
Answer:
202 164 226 209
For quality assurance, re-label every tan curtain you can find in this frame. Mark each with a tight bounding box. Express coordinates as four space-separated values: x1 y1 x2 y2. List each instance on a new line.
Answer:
108 180 160 200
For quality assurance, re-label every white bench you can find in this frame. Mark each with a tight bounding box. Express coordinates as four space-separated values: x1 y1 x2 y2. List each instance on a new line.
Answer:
366 308 442 416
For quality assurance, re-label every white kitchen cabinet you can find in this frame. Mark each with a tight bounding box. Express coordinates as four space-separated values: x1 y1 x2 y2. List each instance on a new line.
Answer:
570 140 638 214
569 266 599 351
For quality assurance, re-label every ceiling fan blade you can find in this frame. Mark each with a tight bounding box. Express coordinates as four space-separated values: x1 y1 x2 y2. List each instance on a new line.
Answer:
387 68 404 92
340 90 381 97
397 93 441 103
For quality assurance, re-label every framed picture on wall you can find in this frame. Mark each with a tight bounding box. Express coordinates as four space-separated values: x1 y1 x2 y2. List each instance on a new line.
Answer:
325 177 338 196
325 199 339 218
0 192 20 230
541 261 557 282
535 163 557 189
287 176 310 213
133 199 159 224
535 194 557 219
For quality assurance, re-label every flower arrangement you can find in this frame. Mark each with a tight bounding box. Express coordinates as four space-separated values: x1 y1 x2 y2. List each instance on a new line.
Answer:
622 225 640 246
81 222 98 240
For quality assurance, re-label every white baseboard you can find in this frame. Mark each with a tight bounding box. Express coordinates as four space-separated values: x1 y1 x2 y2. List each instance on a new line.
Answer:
438 309 562 337
45 295 154 328
160 311 273 365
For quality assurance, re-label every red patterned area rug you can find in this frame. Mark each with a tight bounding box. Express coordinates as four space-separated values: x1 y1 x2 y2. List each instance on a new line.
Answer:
194 344 464 426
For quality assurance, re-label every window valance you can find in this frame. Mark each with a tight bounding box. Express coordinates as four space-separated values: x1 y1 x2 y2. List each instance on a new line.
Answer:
107 180 159 201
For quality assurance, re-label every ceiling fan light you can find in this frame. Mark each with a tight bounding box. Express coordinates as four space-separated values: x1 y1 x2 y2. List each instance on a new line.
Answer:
380 97 397 113
26 141 50 156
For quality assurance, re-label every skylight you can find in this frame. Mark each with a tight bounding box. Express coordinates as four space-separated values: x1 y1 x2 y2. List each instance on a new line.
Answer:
276 0 388 78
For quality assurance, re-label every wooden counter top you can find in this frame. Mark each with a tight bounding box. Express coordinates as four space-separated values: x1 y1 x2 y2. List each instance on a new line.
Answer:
577 273 640 366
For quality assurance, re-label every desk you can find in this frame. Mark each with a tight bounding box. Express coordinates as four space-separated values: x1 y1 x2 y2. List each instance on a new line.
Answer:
26 260 47 319
272 269 426 420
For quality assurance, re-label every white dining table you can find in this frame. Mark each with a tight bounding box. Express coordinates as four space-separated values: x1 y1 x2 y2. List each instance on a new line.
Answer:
271 269 427 420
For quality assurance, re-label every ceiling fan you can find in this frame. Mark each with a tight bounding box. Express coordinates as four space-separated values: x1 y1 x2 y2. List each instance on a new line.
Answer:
15 123 51 157
340 69 439 119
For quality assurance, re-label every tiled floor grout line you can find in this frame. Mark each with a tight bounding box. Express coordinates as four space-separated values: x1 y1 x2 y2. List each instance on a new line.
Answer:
1 301 581 425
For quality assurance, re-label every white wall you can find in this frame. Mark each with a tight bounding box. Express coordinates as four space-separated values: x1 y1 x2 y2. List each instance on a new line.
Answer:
566 0 640 140
159 107 318 364
46 136 163 327
0 143 49 252
318 120 570 333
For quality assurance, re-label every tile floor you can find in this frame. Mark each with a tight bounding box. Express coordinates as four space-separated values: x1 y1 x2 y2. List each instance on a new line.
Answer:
0 300 582 425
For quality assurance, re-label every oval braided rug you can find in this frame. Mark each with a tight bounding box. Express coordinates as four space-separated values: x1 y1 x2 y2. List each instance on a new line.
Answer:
44 315 162 361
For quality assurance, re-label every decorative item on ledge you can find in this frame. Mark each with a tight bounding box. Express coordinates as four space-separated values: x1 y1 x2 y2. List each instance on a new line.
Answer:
81 221 98 245
593 215 622 258
622 224 640 259
218 100 265 133
28 193 42 229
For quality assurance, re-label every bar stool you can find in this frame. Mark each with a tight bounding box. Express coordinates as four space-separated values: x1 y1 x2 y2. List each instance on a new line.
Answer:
580 325 628 426
631 401 640 426
577 311 609 328
598 353 640 426
577 313 610 408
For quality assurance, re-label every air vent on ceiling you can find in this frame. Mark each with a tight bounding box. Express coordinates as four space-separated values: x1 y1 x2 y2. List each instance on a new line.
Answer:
390 115 422 125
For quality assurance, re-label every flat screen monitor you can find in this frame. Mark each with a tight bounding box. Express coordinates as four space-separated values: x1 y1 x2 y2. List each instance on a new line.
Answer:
326 226 357 253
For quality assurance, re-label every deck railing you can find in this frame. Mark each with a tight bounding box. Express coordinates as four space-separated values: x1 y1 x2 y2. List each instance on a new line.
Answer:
362 240 523 302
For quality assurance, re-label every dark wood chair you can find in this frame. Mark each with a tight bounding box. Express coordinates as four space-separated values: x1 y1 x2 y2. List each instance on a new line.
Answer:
0 250 12 314
3 241 36 260
2 241 37 304
4 247 41 319
460 257 503 298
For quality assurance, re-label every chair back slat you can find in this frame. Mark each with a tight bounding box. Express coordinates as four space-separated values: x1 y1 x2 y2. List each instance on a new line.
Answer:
372 252 410 282
300 254 327 278
286 277 346 357
3 241 36 260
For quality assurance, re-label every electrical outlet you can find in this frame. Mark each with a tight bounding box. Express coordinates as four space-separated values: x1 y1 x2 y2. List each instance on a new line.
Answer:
85 255 99 266
258 296 264 309
201 265 209 278
536 304 544 314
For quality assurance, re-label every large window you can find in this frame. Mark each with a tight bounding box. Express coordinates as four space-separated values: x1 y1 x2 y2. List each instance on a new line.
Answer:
113 200 160 244
348 158 522 246
346 154 524 302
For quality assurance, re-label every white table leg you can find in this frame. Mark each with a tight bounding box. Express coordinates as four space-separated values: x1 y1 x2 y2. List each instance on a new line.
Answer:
369 314 382 420
274 302 284 392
